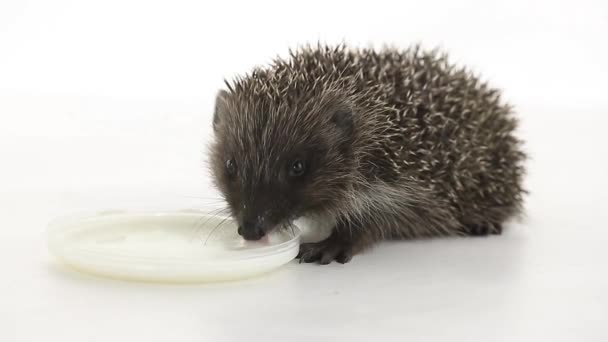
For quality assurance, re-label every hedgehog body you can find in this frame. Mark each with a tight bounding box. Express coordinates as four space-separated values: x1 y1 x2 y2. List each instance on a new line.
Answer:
210 44 526 264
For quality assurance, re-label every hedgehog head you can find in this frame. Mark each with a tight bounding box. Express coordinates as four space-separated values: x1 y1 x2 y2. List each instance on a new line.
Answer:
209 84 356 240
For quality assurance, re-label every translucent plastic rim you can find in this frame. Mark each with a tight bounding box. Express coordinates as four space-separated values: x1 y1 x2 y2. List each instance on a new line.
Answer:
47 208 302 265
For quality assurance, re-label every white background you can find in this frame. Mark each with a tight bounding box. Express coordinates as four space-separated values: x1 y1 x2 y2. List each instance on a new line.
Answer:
1 0 607 341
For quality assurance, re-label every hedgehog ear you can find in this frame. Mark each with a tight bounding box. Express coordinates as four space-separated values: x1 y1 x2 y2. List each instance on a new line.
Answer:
330 106 354 137
213 90 230 132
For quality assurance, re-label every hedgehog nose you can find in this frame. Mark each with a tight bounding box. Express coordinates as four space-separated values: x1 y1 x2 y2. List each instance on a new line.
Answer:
238 220 266 241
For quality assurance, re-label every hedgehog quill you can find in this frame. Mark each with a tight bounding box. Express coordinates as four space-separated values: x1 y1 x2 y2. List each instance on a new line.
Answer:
209 44 526 265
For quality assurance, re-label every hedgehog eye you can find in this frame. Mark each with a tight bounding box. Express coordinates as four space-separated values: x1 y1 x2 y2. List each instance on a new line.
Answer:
226 159 237 177
288 160 306 177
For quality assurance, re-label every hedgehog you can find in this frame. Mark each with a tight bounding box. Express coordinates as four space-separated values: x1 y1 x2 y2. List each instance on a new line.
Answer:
209 44 526 264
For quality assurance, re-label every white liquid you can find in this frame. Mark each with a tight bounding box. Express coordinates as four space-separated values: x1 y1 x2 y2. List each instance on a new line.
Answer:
48 211 300 283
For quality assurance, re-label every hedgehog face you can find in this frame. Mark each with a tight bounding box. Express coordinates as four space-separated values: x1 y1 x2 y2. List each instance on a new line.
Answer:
210 89 355 240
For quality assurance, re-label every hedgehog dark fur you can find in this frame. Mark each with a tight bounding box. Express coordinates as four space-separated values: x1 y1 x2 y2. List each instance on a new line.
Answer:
210 44 526 264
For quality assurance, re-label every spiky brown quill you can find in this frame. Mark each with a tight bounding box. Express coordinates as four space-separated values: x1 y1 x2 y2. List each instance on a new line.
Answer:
209 44 526 264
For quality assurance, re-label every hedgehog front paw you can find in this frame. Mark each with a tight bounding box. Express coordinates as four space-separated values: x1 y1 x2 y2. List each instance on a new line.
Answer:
297 232 353 265
466 223 503 236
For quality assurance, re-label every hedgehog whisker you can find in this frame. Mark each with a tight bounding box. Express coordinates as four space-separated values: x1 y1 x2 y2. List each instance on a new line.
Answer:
283 221 296 238
189 206 230 242
203 216 232 246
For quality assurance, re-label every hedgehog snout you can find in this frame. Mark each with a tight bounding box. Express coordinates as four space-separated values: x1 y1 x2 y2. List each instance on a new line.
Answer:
237 216 268 241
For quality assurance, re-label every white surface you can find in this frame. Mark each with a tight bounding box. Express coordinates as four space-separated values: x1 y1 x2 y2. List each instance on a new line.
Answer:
1 0 607 341
47 210 300 283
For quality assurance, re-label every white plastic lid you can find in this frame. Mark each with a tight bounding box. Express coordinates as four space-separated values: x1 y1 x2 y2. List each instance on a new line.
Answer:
47 209 300 283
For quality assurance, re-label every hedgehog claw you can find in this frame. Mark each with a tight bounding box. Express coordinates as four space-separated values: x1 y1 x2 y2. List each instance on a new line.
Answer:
466 223 503 236
297 234 354 265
